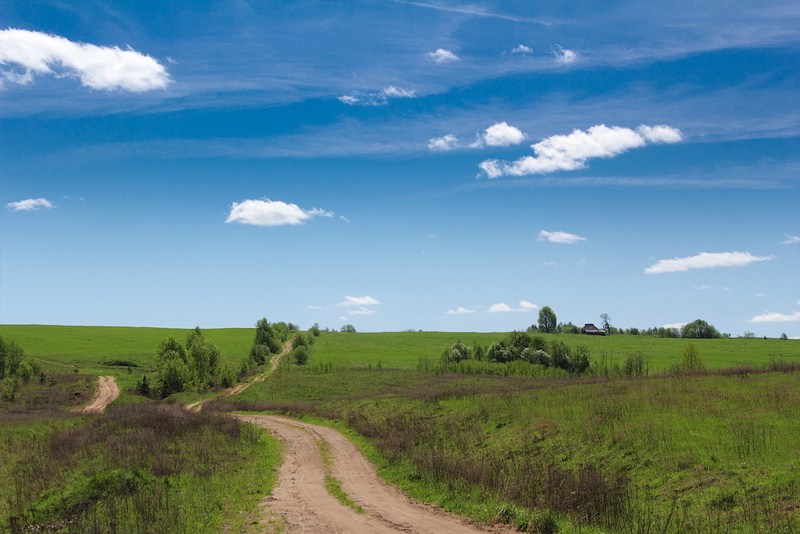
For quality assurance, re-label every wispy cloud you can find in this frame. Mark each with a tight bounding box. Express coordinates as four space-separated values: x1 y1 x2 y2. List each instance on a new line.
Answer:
512 44 533 54
390 1 550 24
538 230 587 244
6 198 54 211
0 29 170 91
479 124 684 178
748 311 800 323
644 251 774 274
225 198 333 227
780 234 800 245
445 306 475 315
426 48 460 64
338 295 380 307
339 85 417 106
553 45 579 65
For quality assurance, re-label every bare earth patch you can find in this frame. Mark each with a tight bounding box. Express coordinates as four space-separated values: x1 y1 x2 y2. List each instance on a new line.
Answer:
81 375 120 414
236 414 511 534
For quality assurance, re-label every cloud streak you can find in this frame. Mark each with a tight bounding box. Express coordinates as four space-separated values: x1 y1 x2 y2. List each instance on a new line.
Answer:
0 28 170 91
538 230 587 244
644 251 774 274
479 124 683 178
6 198 54 211
225 198 333 227
339 86 417 106
748 311 800 323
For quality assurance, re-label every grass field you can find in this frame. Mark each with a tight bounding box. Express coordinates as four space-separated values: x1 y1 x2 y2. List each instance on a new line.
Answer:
310 331 800 371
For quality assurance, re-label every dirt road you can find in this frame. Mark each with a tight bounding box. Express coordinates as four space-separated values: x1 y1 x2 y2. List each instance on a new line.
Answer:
81 376 120 414
236 414 506 534
186 340 292 412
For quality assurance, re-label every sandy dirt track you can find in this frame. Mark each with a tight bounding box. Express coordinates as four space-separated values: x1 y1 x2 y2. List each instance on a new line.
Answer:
186 340 292 412
235 414 507 534
81 376 120 414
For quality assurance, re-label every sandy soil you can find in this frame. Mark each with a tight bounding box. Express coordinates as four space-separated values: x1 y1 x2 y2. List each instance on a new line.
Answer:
236 414 511 534
81 375 120 414
186 340 292 412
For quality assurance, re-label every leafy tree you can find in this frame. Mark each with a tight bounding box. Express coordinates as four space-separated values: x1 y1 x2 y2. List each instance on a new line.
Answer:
292 345 309 365
681 319 721 339
160 358 190 397
600 313 612 333
1 340 24 379
781 333 789 340
309 323 321 337
538 306 557 334
340 324 356 333
156 337 187 364
185 326 203 351
562 322 580 335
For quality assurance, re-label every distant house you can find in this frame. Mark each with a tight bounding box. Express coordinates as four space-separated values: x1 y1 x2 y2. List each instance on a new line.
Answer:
581 323 606 336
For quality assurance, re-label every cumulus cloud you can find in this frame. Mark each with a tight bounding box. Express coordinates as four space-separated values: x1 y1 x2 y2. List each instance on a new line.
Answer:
644 251 774 274
0 28 170 91
479 124 684 178
748 311 800 323
225 198 333 227
538 230 587 244
445 307 475 315
6 197 54 211
428 133 460 151
662 322 687 330
480 121 525 147
780 235 800 245
338 295 380 307
426 48 460 63
338 86 417 106
553 45 578 65
430 122 525 152
489 301 537 313
512 44 533 54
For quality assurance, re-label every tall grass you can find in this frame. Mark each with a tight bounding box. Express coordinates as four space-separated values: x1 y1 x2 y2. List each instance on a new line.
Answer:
3 403 280 533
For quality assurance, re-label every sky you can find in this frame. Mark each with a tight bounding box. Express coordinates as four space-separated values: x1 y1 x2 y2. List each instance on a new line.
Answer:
1 1 799 338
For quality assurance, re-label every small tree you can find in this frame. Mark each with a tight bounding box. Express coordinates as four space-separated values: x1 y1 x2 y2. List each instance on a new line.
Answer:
600 313 612 333
538 306 557 334
680 342 705 371
293 346 309 365
136 375 151 397
681 319 721 339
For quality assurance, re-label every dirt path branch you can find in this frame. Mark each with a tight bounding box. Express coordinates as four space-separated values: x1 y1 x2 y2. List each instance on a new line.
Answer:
186 340 292 412
236 414 505 534
81 376 120 414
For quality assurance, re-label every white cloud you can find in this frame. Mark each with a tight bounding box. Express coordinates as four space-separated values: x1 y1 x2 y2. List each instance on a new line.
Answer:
662 322 687 330
338 95 360 105
488 303 515 313
481 121 525 147
6 197 54 211
749 311 800 323
780 235 800 245
695 285 712 290
428 133 460 151
0 29 170 91
512 44 533 54
489 301 537 313
538 230 587 244
644 251 774 274
479 124 683 178
426 48 460 63
306 305 322 309
445 307 475 315
225 198 333 227
553 46 578 65
338 295 380 307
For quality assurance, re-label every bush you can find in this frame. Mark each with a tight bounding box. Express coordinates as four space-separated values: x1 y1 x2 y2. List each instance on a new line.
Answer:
293 346 309 365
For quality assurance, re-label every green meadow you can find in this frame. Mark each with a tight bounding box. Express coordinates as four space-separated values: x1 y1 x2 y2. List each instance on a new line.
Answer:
2 324 799 532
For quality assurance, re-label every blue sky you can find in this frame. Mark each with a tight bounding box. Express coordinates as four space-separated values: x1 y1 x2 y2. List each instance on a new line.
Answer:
1 1 799 337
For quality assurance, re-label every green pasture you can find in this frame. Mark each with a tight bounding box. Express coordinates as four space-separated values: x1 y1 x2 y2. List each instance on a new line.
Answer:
309 331 800 371
0 324 253 373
